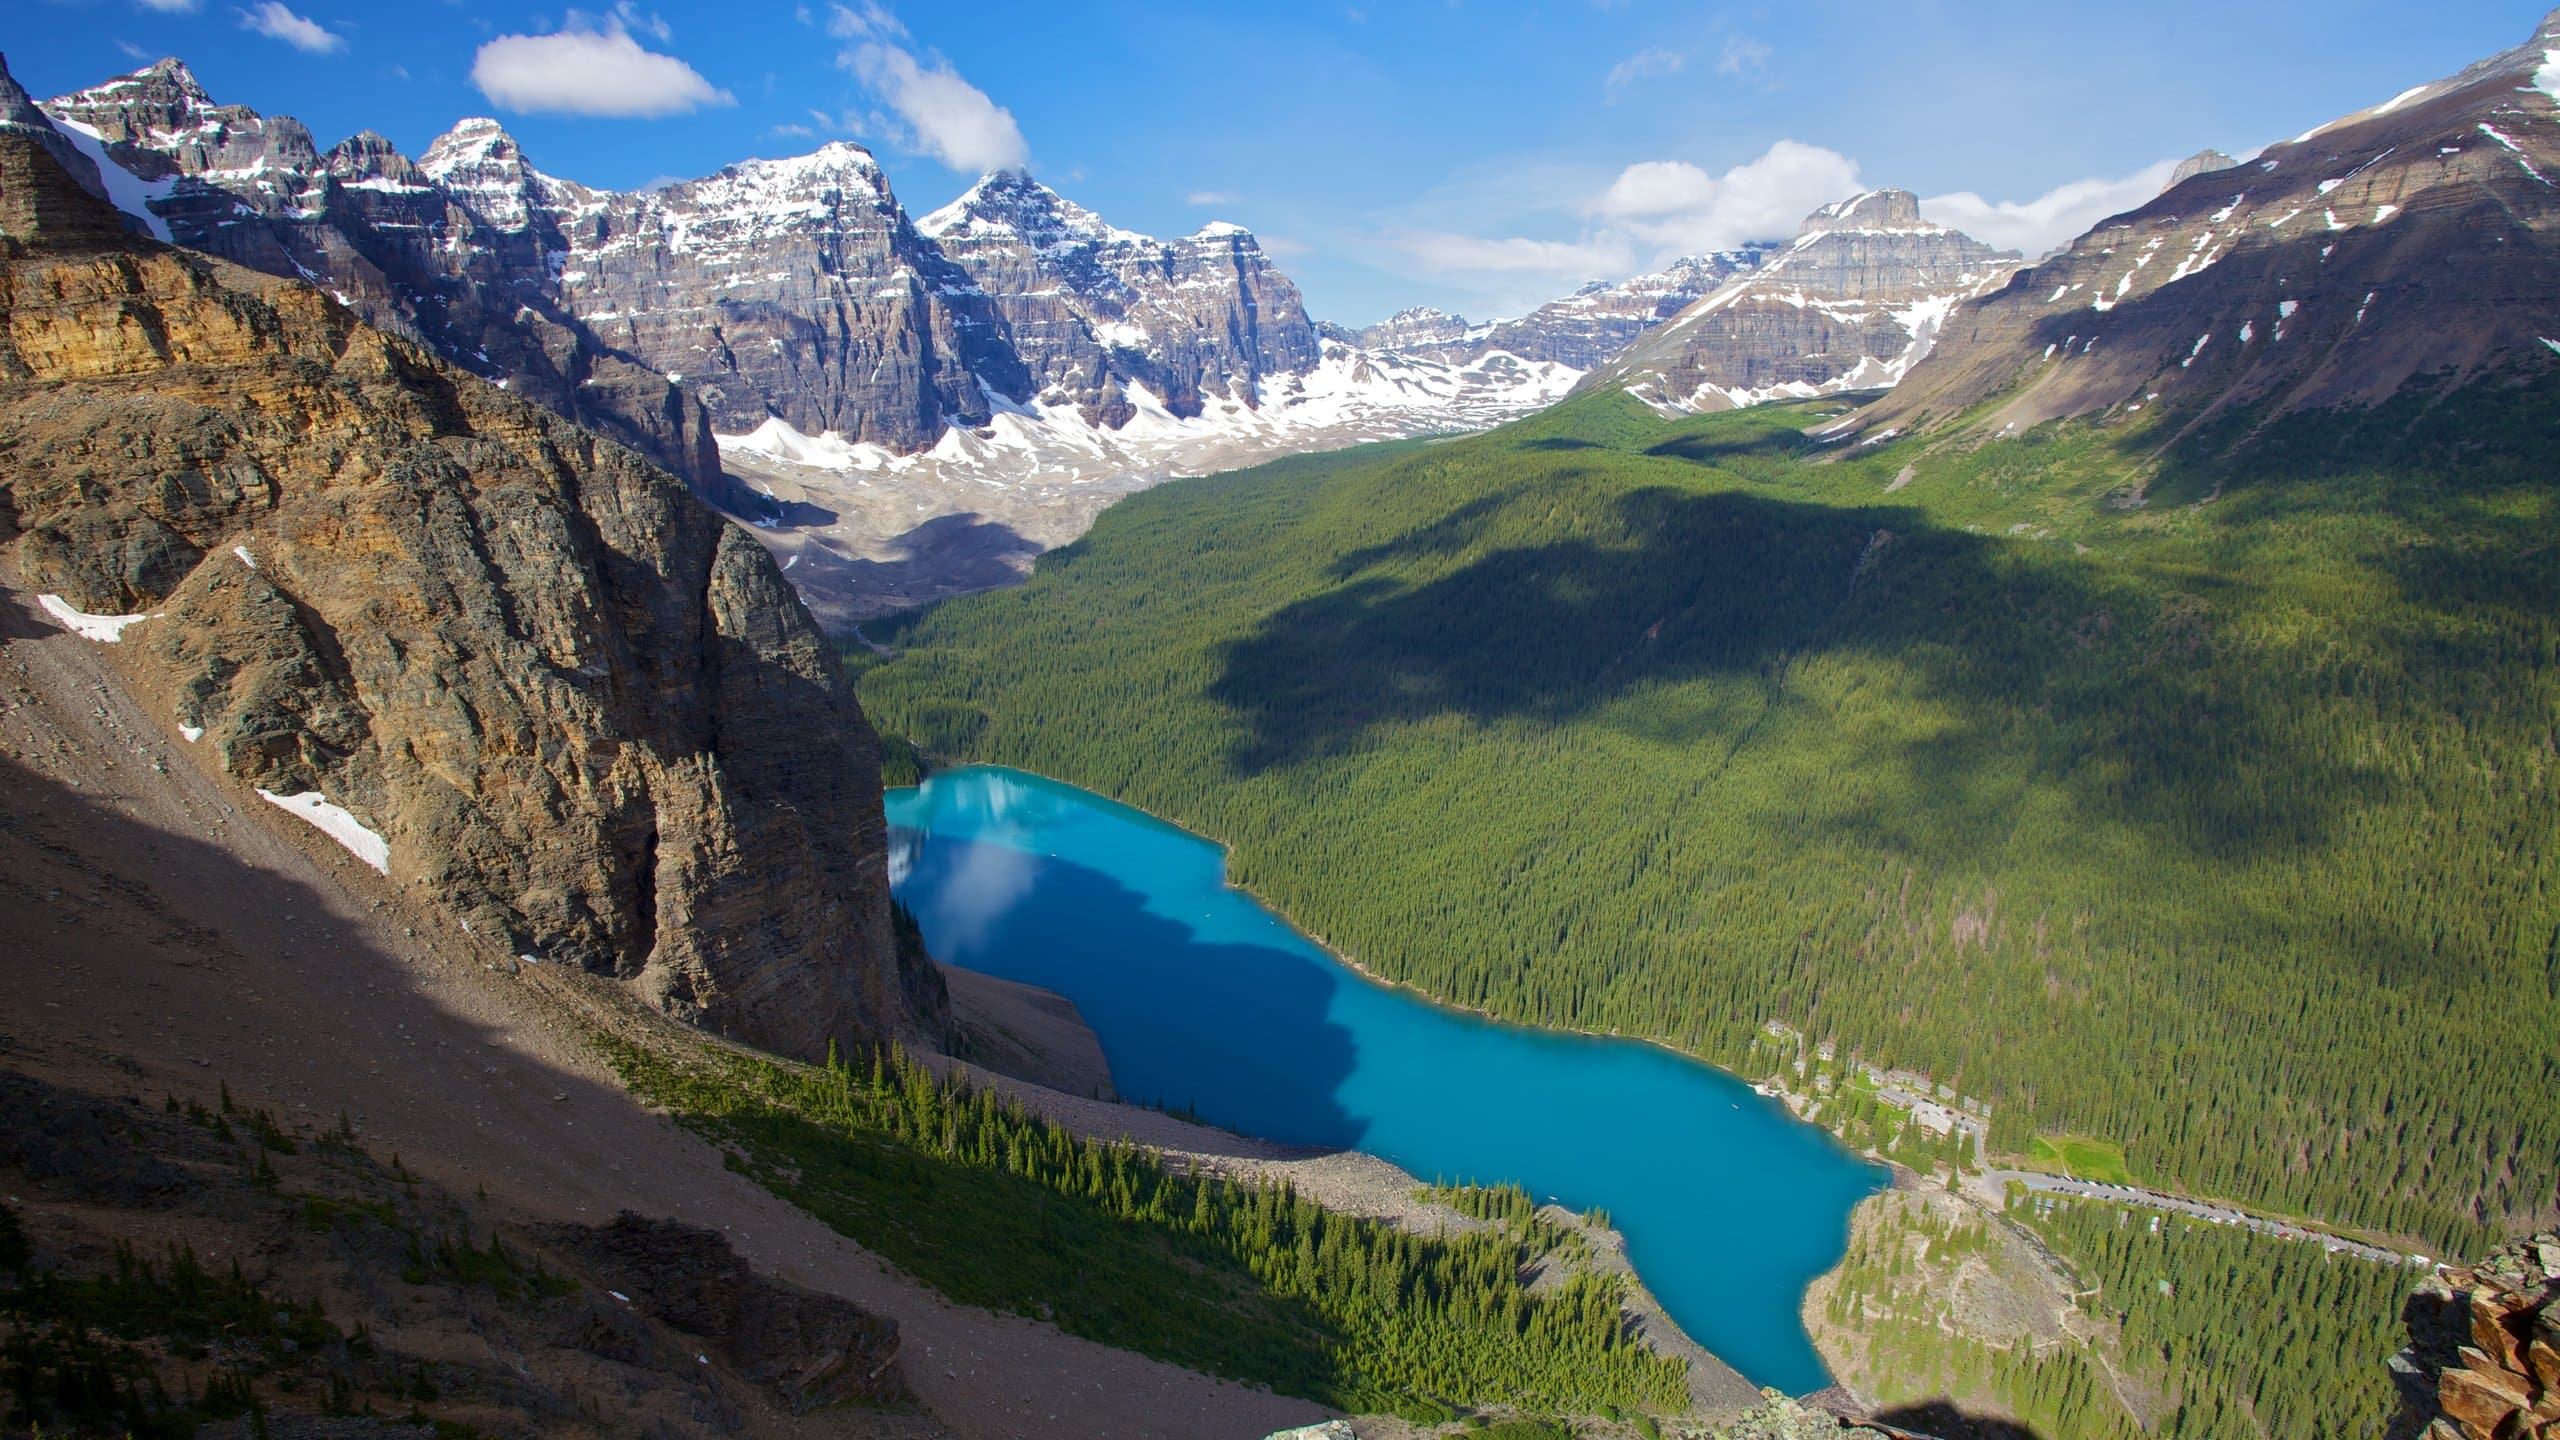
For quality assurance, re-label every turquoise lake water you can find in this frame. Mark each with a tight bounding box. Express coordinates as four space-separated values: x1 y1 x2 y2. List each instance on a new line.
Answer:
885 765 1884 1393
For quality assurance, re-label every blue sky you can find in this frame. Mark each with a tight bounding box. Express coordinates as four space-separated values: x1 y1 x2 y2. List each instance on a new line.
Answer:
9 0 2535 323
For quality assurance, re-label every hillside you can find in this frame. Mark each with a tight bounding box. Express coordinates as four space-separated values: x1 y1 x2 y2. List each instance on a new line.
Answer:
857 373 2559 1260
1853 9 2560 439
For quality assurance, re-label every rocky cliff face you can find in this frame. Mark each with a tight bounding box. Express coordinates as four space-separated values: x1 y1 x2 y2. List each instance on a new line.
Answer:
0 50 121 220
919 171 1320 424
1849 9 2560 441
548 140 1022 448
1351 250 1777 372
0 118 940 1059
1587 191 2018 413
2392 1232 2560 1440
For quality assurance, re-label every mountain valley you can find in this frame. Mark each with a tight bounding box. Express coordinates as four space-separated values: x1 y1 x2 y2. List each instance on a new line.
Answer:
5 6 2559 1440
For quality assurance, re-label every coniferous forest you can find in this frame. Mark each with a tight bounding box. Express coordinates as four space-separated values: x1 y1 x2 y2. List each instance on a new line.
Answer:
858 378 2560 1260
601 1033 1687 1419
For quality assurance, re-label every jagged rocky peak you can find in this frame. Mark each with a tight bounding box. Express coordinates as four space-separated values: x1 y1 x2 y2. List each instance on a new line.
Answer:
420 115 520 171
323 129 424 186
417 116 581 223
921 166 1141 249
1801 188 1940 234
1356 249 1777 371
692 140 891 201
0 127 940 1057
912 165 1319 419
42 56 312 182
1360 305 1479 349
2169 149 2243 187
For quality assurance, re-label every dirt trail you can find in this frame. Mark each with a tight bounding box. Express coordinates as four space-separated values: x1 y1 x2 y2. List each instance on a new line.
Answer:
0 577 1329 1440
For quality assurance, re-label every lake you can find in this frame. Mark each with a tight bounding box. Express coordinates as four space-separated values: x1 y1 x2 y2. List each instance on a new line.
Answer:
886 765 1884 1394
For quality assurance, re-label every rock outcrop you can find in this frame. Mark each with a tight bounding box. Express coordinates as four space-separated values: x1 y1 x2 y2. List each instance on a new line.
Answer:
1846 9 2560 442
546 1212 909 1413
0 115 940 1059
1586 191 2019 413
2394 1233 2560 1440
2169 148 2243 188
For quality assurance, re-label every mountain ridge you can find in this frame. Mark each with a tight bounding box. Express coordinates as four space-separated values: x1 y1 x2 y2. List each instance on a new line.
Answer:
1844 7 2560 443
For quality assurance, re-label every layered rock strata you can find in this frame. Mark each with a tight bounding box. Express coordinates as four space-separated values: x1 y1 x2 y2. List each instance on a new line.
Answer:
1587 191 2019 413
0 117 939 1059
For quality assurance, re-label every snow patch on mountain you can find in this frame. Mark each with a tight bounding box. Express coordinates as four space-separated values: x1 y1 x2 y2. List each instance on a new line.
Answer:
720 341 1578 485
47 118 174 241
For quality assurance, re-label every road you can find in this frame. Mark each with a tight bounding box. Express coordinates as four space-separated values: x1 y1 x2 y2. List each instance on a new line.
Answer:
1982 1169 2431 1269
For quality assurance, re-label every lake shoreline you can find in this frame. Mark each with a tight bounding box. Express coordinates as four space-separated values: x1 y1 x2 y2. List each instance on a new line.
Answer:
889 761 1886 1396
891 761 1856 1128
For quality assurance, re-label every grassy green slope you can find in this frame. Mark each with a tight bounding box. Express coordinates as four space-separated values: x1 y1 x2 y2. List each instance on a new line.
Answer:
858 381 2560 1255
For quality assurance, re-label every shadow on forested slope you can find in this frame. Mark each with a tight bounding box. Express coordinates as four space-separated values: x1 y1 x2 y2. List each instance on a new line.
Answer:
1218 485 1919 773
1873 1401 2048 1440
1210 477 2386 859
1642 425 1813 467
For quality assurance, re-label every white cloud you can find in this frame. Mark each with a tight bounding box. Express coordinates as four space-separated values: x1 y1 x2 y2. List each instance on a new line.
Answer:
828 1 905 39
137 0 200 13
770 121 818 138
471 14 734 118
1186 189 1236 206
828 4 1027 174
1587 140 1864 254
238 2 344 54
1716 34 1771 78
1603 46 1683 98
1923 159 2180 257
1371 140 1862 317
611 2 672 43
1391 230 1635 279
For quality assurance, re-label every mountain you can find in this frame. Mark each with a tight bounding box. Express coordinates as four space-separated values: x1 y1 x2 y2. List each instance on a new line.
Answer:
917 169 1321 424
38 61 744 514
1586 189 2020 413
0 109 936 1060
1351 250 1778 371
1850 7 2560 441
35 63 1334 453
42 60 1584 626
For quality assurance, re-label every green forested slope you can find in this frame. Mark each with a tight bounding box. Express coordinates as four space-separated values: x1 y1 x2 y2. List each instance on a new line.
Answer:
857 380 2560 1255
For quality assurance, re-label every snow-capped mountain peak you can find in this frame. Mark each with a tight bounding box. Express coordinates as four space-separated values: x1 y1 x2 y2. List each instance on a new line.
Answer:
918 168 1148 250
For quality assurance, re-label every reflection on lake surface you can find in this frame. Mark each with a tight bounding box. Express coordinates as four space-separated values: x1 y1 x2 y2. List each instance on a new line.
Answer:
888 765 1883 1392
